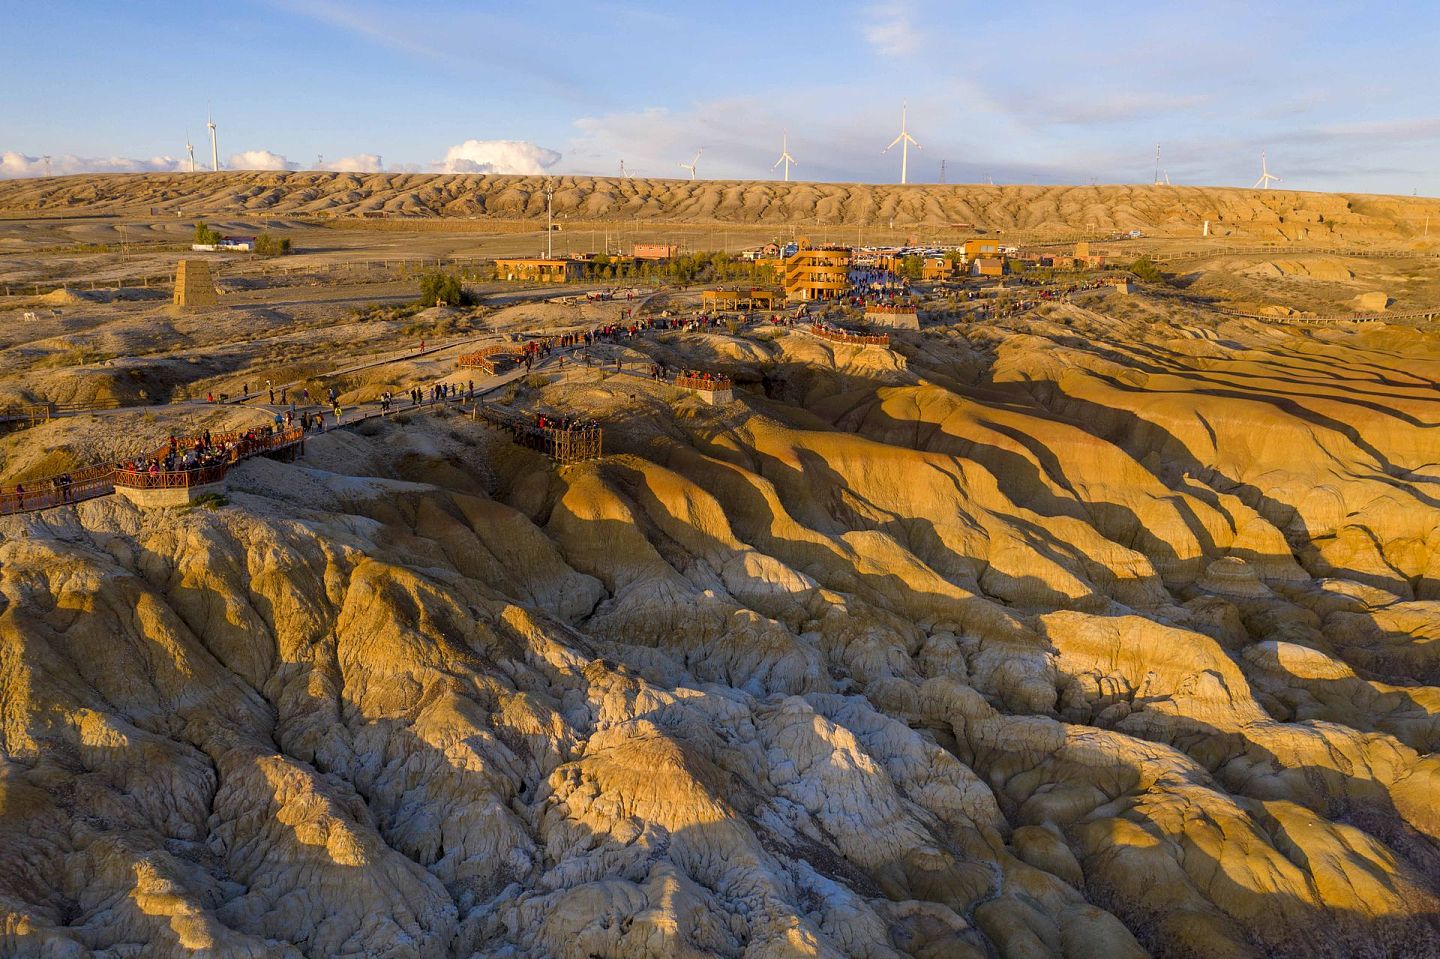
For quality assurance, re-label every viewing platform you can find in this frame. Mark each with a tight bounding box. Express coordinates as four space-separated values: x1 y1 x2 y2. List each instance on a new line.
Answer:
112 462 231 508
862 301 921 331
701 289 780 312
479 407 603 464
808 322 891 348
673 371 734 405
112 427 305 508
458 344 521 375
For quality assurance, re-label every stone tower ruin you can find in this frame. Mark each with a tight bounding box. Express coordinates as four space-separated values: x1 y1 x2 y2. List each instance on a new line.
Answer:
172 259 218 308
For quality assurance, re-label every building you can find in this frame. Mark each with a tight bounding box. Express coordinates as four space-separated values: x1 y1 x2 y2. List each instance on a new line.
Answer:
220 236 256 252
922 256 954 281
494 258 583 283
172 259 218 308
781 243 851 301
1075 241 1090 259
970 257 1005 278
963 238 1002 262
633 243 678 261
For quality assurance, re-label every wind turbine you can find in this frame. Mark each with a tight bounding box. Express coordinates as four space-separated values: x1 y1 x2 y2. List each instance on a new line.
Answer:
773 131 796 182
41 155 52 177
1253 151 1279 189
185 131 195 173
883 101 921 185
206 110 219 172
680 149 702 180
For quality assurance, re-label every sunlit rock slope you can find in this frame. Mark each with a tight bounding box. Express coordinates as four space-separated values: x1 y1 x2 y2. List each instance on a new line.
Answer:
2 303 1439 958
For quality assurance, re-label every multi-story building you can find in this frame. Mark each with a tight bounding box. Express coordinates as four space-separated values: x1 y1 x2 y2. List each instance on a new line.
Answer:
962 238 1002 262
781 242 851 301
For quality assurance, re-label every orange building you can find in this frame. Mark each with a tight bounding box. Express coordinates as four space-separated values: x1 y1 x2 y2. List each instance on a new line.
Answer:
922 256 955 281
971 257 1005 277
633 243 678 261
963 238 1002 262
494 258 582 283
782 242 851 301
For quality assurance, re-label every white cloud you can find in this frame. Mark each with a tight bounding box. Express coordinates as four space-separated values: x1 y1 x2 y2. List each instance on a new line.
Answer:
862 1 919 57
439 139 561 174
228 149 297 171
320 153 385 173
0 150 186 178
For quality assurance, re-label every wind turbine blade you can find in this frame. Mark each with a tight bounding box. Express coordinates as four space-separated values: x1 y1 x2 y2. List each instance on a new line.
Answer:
885 133 904 151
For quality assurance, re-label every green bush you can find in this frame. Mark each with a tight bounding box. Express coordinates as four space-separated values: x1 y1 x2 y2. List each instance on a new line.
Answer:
418 271 472 307
255 233 292 256
193 221 222 245
1129 256 1165 283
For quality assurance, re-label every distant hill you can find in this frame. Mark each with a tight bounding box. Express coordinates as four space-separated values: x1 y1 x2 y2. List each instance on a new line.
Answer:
2 172 1437 244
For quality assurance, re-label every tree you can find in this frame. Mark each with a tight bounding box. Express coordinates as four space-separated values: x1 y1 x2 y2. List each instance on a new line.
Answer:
418 271 472 307
193 221 222 246
898 255 924 281
1128 256 1165 283
255 233 292 256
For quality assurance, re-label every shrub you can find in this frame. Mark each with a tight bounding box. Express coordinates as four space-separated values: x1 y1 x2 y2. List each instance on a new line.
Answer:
1129 256 1165 283
255 233 292 256
418 271 472 307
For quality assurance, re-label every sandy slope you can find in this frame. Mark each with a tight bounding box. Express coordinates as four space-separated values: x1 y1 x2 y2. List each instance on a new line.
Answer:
3 172 1440 243
1 294 1438 958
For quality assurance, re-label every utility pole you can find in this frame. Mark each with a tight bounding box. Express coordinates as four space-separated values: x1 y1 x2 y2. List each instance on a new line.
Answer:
940 159 946 184
546 182 554 259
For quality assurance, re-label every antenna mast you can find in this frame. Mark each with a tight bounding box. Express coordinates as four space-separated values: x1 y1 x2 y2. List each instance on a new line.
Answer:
545 181 554 258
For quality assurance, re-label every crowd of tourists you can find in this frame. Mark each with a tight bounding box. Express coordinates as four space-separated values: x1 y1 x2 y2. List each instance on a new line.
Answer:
534 412 598 433
118 426 288 476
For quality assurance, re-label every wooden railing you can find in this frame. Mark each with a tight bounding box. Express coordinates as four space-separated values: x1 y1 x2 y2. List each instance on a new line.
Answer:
112 462 231 490
457 344 514 371
0 463 118 514
1 428 305 515
674 373 732 392
809 322 890 346
478 407 603 464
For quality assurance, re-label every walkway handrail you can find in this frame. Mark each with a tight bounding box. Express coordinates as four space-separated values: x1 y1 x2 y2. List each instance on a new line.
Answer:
113 462 231 490
675 373 732 391
0 463 117 514
809 322 890 346
457 344 513 368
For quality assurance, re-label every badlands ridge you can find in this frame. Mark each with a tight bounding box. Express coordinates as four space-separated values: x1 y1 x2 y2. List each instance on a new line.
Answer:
0 177 1438 958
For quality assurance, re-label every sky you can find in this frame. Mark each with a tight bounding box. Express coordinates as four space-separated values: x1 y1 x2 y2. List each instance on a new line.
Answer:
3 0 1439 195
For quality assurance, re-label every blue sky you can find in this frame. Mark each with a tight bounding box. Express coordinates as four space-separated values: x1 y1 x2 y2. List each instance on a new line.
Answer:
4 0 1438 194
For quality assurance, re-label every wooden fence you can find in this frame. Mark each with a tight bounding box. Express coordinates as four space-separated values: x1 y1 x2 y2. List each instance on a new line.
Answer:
808 322 891 347
479 407 603 464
